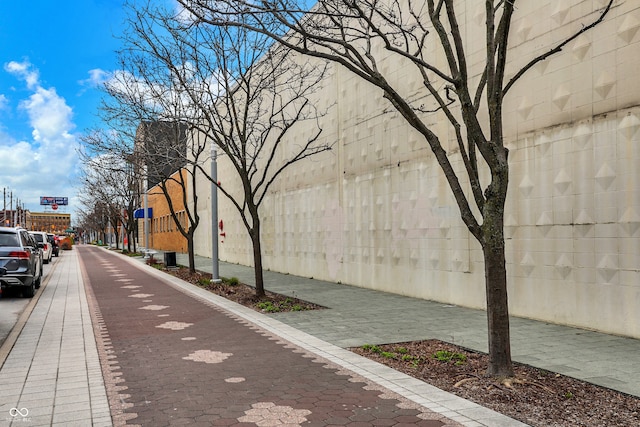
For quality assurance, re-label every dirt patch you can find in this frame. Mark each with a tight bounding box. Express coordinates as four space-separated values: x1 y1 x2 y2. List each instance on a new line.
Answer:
351 340 640 427
160 265 323 312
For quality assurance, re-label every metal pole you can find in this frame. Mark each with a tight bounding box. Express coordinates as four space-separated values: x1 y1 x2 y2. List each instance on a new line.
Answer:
211 144 221 283
144 178 150 257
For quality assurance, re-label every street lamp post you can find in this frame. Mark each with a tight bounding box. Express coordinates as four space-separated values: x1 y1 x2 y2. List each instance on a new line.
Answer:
144 180 150 257
211 144 221 283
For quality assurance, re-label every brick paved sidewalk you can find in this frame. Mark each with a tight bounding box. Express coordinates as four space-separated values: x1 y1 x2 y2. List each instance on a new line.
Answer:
79 246 464 427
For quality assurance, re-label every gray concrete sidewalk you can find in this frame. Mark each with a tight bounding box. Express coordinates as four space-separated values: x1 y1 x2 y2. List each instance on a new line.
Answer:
175 252 640 398
0 250 111 426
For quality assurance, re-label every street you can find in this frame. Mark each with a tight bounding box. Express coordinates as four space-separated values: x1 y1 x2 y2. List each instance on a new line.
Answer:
0 255 60 347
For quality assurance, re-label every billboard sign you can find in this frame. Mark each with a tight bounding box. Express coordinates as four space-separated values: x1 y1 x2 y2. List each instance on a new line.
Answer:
40 196 68 206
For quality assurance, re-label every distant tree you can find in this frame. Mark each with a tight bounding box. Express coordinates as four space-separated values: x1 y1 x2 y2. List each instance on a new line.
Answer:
177 0 614 376
109 1 332 295
75 202 111 246
78 151 139 252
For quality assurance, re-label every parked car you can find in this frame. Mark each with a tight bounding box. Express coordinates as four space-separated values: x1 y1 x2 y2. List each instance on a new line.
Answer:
0 227 43 298
29 231 52 263
47 233 59 257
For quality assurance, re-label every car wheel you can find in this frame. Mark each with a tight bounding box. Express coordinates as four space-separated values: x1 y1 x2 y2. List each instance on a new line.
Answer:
23 283 35 298
35 271 42 289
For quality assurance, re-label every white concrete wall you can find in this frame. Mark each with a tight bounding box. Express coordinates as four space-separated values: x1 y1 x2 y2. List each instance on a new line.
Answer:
192 0 640 338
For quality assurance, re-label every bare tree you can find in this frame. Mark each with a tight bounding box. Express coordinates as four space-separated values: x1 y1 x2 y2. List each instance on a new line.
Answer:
114 2 332 295
177 0 615 376
75 202 111 245
81 121 198 266
78 151 140 252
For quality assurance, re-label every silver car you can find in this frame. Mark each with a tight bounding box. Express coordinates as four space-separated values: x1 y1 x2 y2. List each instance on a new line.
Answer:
0 227 43 298
29 231 53 264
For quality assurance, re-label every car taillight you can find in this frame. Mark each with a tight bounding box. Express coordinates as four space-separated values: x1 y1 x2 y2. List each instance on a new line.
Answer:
43 243 49 250
8 251 30 259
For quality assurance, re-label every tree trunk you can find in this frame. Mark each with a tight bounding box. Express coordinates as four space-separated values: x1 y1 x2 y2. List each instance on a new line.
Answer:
481 158 514 377
187 231 196 273
482 230 513 377
250 218 265 297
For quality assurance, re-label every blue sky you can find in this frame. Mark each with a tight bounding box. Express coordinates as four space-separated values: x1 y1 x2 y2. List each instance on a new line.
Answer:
0 0 173 219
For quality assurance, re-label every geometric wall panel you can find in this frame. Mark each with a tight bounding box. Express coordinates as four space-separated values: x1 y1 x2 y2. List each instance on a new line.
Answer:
520 253 535 277
516 18 532 45
519 175 535 197
518 97 533 120
504 214 518 238
574 209 594 225
452 250 468 272
572 122 593 149
618 13 640 44
594 71 615 99
618 112 640 139
597 254 618 283
536 212 553 237
620 207 640 236
595 163 616 191
554 169 572 194
551 2 570 26
429 251 440 269
555 254 573 279
536 211 553 226
572 34 591 61
553 85 571 111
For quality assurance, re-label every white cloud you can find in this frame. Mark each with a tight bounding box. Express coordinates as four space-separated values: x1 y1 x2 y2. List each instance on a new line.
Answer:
0 94 9 111
21 87 75 142
0 61 80 212
80 68 111 88
172 0 198 24
4 60 40 89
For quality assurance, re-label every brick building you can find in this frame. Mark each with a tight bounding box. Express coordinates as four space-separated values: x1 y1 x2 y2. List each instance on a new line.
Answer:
29 212 71 233
140 169 189 253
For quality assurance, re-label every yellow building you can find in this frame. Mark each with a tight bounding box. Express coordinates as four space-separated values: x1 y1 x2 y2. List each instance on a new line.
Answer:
30 212 71 234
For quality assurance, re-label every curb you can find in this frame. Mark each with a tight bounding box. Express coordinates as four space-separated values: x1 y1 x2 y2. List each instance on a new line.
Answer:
0 255 59 369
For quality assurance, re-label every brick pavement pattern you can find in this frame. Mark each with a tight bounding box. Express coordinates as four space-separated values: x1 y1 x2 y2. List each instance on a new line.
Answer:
78 246 461 427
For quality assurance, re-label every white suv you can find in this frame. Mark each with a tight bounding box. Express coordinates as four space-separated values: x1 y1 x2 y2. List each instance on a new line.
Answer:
29 231 53 264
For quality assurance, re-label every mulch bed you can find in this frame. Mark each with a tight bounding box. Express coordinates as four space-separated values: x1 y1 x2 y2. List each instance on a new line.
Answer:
351 340 640 427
